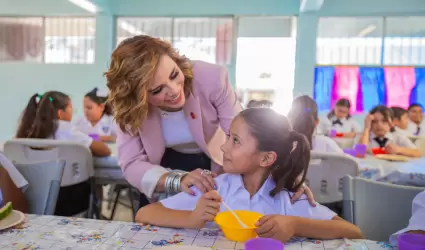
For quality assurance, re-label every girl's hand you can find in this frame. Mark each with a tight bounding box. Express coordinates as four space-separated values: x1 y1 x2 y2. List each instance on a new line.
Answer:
180 169 217 195
291 178 316 206
255 215 296 242
385 143 400 154
189 190 221 228
364 114 374 130
344 132 357 138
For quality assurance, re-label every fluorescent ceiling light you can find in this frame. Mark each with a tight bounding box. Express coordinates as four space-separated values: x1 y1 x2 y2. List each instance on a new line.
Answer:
68 0 97 13
119 21 145 35
358 25 376 37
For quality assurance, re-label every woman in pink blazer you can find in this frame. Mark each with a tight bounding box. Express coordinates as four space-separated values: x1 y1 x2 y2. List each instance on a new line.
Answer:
105 35 314 208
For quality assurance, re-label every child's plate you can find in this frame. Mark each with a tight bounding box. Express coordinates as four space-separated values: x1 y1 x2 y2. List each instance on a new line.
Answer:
375 154 410 162
152 246 211 249
0 210 25 231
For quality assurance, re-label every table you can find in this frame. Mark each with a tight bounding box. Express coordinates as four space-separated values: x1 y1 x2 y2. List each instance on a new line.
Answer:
357 155 425 186
0 215 394 250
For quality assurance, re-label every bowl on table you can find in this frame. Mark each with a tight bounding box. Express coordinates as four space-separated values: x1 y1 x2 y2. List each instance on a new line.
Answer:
88 134 100 141
398 233 425 250
371 147 387 155
214 210 263 242
335 132 344 137
245 238 284 250
343 148 357 157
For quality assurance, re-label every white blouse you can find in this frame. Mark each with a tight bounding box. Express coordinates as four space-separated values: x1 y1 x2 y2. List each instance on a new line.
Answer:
73 115 116 136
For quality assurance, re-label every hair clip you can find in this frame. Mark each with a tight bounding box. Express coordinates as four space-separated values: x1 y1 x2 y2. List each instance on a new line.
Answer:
35 93 43 104
96 88 109 98
48 96 53 102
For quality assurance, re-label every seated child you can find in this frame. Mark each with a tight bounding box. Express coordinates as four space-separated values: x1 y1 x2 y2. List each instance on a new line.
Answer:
288 95 343 153
357 105 421 157
407 103 424 136
0 162 28 213
391 107 411 136
16 91 111 216
73 88 116 142
390 190 425 245
136 108 362 242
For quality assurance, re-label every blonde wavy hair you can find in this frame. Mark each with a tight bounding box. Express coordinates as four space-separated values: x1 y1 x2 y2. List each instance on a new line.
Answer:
104 35 193 134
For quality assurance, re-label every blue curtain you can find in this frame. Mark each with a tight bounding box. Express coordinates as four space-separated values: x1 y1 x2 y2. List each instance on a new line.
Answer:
359 67 386 112
410 68 425 108
314 67 335 112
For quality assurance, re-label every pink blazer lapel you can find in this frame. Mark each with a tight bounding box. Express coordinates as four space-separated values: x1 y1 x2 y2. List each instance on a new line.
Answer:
183 92 208 153
139 108 165 164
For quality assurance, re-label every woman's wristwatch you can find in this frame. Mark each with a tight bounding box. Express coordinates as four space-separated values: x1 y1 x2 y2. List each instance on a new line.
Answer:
164 170 187 193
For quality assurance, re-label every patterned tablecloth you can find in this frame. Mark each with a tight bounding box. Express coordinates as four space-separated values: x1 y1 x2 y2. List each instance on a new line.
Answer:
0 215 395 250
357 156 425 186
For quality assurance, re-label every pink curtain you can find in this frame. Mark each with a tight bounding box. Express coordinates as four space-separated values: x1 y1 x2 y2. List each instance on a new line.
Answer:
332 66 360 113
384 67 416 109
216 23 232 65
0 23 43 61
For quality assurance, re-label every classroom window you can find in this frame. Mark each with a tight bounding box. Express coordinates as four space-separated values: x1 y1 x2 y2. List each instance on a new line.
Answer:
44 17 95 64
316 17 384 65
0 16 95 64
115 17 233 65
384 17 425 66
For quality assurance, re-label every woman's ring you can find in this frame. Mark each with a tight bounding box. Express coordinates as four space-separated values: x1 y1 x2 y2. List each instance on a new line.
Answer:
201 169 212 176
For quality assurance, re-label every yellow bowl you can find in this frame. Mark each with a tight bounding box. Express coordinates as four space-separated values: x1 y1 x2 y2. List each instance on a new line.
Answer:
214 210 263 242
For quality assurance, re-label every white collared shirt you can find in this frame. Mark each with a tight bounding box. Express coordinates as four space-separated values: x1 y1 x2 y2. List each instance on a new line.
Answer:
73 115 116 136
363 131 416 149
390 191 425 245
54 120 93 148
407 120 425 136
161 173 336 220
312 135 344 154
0 153 28 190
319 117 361 134
394 126 412 137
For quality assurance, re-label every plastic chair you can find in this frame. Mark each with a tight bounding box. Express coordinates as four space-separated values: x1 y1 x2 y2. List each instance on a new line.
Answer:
307 152 359 204
4 139 97 217
14 160 65 215
342 175 425 241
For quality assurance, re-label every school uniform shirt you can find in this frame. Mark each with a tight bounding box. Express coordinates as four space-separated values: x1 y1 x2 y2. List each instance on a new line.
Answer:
54 120 93 148
312 135 344 154
161 173 336 220
363 131 417 149
0 153 28 191
390 191 425 245
394 126 412 137
319 116 362 134
407 120 425 136
73 115 116 136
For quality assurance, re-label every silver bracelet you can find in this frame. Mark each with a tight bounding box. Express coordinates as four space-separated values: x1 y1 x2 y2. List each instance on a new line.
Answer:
164 171 187 194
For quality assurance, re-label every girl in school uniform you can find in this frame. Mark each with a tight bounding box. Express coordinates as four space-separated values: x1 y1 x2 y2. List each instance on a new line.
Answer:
136 108 362 242
357 105 421 158
391 107 411 136
319 98 361 137
288 95 343 154
73 88 116 142
407 103 425 136
15 91 111 216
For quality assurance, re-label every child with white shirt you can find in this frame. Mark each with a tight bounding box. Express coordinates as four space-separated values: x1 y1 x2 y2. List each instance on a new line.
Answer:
15 91 111 216
0 154 28 213
407 103 424 136
391 107 411 136
357 105 421 158
319 98 361 137
288 95 343 154
73 88 116 142
136 108 362 242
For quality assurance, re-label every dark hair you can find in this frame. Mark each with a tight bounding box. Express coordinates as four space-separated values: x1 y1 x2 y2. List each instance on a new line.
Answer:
327 98 352 119
390 107 407 120
246 100 258 108
238 108 311 197
85 88 113 116
370 105 395 132
408 103 424 111
16 91 70 139
288 95 318 147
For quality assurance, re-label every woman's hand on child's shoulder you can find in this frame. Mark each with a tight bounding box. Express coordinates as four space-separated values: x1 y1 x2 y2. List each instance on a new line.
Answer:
255 215 296 243
189 190 221 228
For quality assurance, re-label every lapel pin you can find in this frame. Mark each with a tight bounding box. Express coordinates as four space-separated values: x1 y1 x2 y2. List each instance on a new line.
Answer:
190 112 196 119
